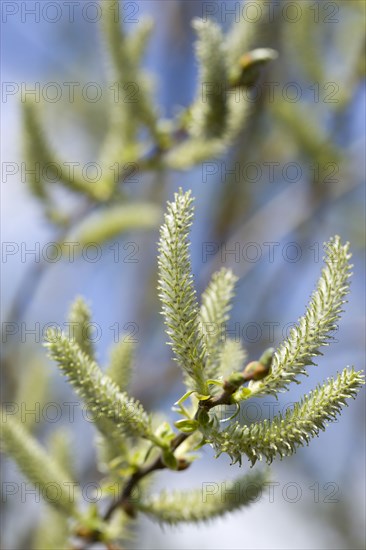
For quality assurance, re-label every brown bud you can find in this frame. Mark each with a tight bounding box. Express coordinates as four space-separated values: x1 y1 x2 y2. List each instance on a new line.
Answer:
223 372 245 393
122 500 137 518
177 458 191 471
259 347 275 370
242 361 268 381
242 348 274 381
230 48 278 87
74 525 100 542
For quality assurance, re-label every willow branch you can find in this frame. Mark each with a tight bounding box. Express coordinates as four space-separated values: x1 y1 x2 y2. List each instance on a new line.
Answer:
102 378 244 524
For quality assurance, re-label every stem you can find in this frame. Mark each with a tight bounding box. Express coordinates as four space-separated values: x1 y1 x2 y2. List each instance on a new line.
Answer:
102 385 237 523
103 431 188 521
104 454 164 521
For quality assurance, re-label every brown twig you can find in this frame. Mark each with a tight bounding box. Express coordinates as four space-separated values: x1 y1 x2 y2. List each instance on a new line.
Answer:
102 383 239 524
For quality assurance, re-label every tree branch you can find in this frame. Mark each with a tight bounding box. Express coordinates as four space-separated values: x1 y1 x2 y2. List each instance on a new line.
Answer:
102 381 241 524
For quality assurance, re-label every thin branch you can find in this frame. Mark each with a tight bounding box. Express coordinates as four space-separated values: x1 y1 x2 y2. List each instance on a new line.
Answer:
102 378 244 524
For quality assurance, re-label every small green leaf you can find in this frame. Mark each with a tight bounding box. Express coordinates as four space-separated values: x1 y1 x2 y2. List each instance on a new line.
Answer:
174 419 199 434
207 379 224 387
155 421 175 439
192 435 208 450
233 387 252 402
175 390 195 406
196 394 211 401
197 409 210 426
162 450 178 470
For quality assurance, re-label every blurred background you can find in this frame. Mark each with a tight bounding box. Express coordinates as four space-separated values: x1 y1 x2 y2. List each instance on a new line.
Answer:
1 0 365 548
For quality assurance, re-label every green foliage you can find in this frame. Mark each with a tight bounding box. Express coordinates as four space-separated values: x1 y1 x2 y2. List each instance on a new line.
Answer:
218 339 247 379
21 0 277 204
100 0 159 168
200 268 238 380
189 18 228 139
14 358 49 432
68 203 161 250
158 189 207 395
45 325 151 482
3 187 364 548
32 430 75 550
47 428 76 478
137 469 268 524
0 415 78 516
22 101 99 203
164 138 226 170
210 368 364 466
22 101 52 201
126 17 154 64
225 0 267 81
249 236 353 397
96 339 137 471
45 330 152 440
67 296 95 359
4 1 364 548
32 512 69 550
106 340 135 392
